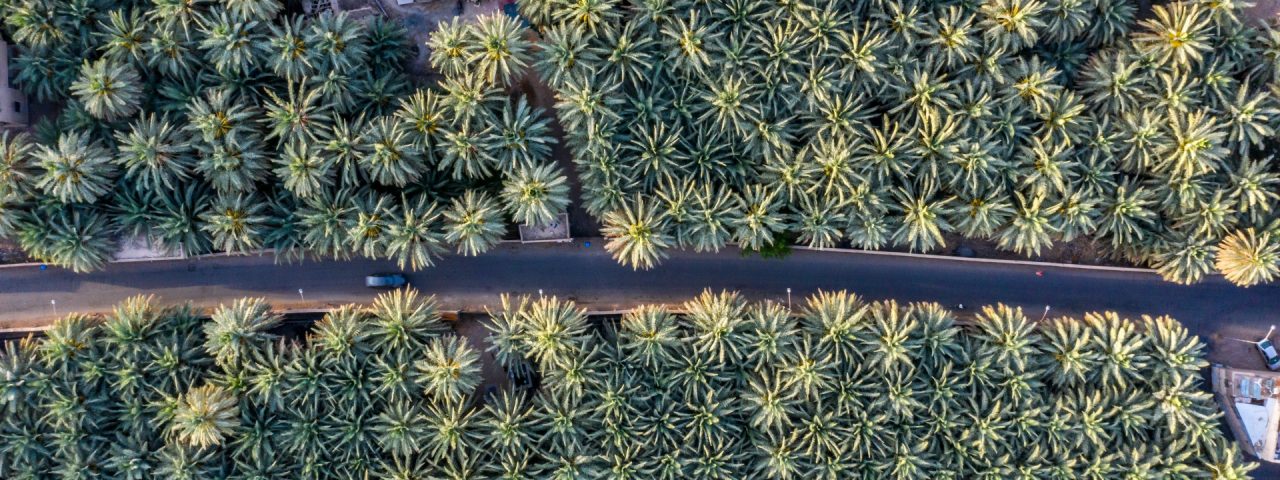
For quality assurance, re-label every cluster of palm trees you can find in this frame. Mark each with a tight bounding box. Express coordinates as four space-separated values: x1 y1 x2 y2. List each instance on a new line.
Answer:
0 1 569 272
526 0 1280 285
0 289 1256 478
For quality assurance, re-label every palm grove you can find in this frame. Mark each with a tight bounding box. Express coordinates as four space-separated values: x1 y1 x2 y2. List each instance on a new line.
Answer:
512 0 1280 285
0 289 1257 478
0 0 570 272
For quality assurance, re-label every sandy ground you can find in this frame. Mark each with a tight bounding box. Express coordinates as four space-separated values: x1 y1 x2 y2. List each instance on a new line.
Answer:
1247 0 1280 23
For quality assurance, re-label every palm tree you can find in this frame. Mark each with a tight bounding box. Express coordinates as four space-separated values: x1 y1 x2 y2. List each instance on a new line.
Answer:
685 185 741 253
732 185 785 252
299 186 353 259
487 97 555 171
197 9 269 75
169 384 241 449
1134 3 1211 68
385 194 447 271
790 193 846 249
367 288 449 353
444 190 506 256
203 298 281 367
34 131 117 204
437 121 496 180
997 193 1057 257
201 192 269 254
467 14 533 88
146 24 198 78
187 88 261 144
0 131 34 200
518 295 589 367
115 113 195 191
263 81 332 145
305 12 370 74
154 184 214 257
366 17 410 72
1153 234 1217 285
266 15 313 80
1216 228 1280 287
428 18 470 78
501 162 570 227
416 335 482 400
346 190 396 260
892 184 954 253
603 194 673 270
98 9 148 64
275 140 334 199
43 206 117 273
359 116 424 187
978 0 1046 50
70 58 142 120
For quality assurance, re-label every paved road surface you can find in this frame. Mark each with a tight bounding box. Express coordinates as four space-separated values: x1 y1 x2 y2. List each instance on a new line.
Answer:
4 240 1280 473
1 240 1277 364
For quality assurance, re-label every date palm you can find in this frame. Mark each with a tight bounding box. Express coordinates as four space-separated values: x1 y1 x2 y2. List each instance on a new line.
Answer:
385 194 447 271
70 58 142 120
170 385 240 449
1153 234 1217 285
201 192 269 255
444 190 506 256
299 186 354 259
266 15 312 79
1216 228 1280 287
997 193 1056 257
37 206 117 273
275 140 334 199
306 12 369 73
203 298 281 367
733 185 785 252
115 113 195 191
892 184 954 253
34 131 117 204
488 97 555 171
198 9 269 75
501 162 570 227
1134 2 1211 68
468 14 533 88
359 116 424 187
154 184 214 257
603 194 673 270
367 288 449 353
264 81 332 145
518 295 589 367
416 336 482 401
0 131 34 200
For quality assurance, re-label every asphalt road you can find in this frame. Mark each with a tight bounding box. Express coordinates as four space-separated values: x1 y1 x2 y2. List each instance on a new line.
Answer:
5 240 1280 473
1 240 1277 364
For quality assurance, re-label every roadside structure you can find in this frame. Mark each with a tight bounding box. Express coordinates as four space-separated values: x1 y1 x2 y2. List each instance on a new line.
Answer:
0 38 27 127
1214 364 1280 463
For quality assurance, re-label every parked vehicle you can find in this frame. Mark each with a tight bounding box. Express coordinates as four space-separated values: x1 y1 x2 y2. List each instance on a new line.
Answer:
365 273 407 288
1260 337 1280 371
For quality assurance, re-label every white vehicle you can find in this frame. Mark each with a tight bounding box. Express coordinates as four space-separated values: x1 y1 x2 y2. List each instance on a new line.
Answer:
1237 325 1280 371
1260 337 1280 371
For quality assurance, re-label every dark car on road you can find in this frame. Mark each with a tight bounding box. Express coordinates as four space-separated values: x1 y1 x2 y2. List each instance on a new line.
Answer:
366 273 407 288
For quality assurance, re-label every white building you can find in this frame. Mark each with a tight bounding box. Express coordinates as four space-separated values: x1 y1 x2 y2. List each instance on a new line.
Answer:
0 38 27 127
